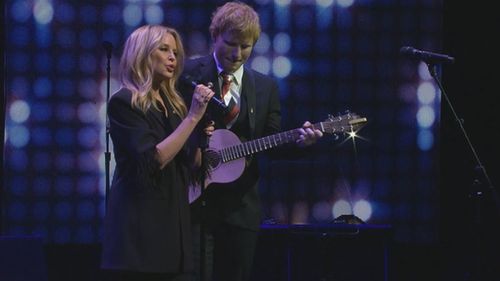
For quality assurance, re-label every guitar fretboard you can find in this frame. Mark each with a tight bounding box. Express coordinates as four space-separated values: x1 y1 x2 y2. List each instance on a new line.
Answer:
219 122 325 163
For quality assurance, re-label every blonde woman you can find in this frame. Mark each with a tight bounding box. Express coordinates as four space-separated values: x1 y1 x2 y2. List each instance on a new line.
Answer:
101 25 214 281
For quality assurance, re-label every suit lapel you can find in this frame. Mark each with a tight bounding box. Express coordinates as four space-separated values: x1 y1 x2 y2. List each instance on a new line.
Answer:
198 57 220 97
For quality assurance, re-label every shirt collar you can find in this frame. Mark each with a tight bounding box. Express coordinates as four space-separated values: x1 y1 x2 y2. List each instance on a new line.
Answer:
213 52 244 86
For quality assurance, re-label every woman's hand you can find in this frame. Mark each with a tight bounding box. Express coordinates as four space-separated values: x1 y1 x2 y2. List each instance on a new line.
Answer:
204 120 215 137
188 84 215 122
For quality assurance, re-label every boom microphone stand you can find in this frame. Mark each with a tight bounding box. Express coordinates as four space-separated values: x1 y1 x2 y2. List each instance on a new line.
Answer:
426 62 499 214
426 61 500 281
102 41 113 209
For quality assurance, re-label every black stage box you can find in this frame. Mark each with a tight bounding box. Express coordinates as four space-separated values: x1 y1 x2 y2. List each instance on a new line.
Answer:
252 224 392 281
0 235 48 281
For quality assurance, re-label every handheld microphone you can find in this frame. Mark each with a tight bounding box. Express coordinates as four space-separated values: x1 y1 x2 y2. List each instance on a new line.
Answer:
400 46 455 64
181 75 228 113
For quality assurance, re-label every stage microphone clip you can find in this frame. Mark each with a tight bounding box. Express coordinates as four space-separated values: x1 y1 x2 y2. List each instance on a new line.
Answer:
400 46 455 64
181 75 228 114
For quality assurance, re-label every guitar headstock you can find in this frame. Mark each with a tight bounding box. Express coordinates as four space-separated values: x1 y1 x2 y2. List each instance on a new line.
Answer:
319 112 367 134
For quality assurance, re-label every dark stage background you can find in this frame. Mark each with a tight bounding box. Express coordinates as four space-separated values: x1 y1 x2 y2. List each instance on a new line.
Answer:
1 1 499 281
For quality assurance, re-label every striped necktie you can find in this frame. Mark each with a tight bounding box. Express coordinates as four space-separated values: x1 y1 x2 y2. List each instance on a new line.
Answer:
221 73 239 126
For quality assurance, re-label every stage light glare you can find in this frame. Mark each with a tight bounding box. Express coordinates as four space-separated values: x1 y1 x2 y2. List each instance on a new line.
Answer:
353 200 372 222
9 100 30 123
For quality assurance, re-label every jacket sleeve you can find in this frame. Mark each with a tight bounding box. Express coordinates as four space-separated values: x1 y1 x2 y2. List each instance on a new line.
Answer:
108 91 165 189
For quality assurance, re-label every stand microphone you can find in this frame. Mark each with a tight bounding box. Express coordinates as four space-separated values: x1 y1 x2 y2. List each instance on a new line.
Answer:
400 46 455 64
103 41 113 210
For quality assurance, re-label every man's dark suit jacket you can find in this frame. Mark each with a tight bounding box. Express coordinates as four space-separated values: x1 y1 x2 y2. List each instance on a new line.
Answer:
179 55 281 231
101 88 193 273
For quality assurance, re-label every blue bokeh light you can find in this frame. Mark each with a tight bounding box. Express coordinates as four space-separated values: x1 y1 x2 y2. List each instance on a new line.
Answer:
33 0 54 25
123 4 143 27
33 152 52 171
272 56 292 78
78 153 98 173
36 52 53 73
144 4 164 24
11 0 32 23
34 77 53 98
31 103 52 122
251 56 271 75
79 53 98 74
9 100 31 123
80 29 98 49
254 33 271 54
8 125 30 148
9 150 29 171
417 129 434 151
55 2 76 23
103 5 122 24
416 106 435 128
33 176 52 196
57 53 77 73
273 33 291 54
56 104 76 122
77 176 98 196
79 5 98 24
78 127 99 148
56 28 76 48
11 77 29 97
36 25 52 48
56 79 76 97
55 153 75 172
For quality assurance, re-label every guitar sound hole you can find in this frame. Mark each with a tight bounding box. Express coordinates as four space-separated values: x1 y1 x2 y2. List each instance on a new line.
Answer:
205 149 221 170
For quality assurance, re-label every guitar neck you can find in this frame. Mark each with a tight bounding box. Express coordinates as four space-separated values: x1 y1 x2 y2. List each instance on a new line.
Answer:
219 122 323 163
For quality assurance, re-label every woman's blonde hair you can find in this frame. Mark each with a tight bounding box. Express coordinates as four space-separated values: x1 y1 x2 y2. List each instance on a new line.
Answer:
209 1 261 44
120 25 187 117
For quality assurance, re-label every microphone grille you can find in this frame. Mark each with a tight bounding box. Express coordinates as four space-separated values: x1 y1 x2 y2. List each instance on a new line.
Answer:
399 46 414 54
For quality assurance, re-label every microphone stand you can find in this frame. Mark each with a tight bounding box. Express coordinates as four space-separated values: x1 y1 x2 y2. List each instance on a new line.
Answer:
103 42 113 209
426 62 500 281
199 112 211 281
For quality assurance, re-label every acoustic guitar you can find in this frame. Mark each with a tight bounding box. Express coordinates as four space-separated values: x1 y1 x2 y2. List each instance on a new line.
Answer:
189 112 367 202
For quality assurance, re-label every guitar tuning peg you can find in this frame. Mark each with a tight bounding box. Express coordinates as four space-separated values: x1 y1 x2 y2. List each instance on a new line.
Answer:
332 133 340 141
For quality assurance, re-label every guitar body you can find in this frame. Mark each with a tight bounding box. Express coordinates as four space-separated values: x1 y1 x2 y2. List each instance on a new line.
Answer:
189 129 245 203
206 129 246 185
